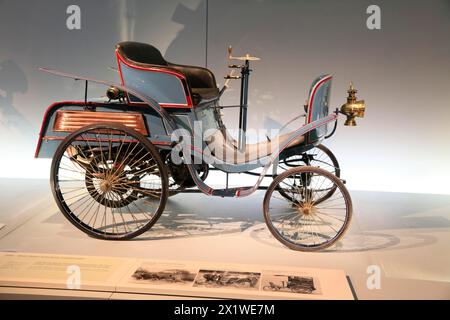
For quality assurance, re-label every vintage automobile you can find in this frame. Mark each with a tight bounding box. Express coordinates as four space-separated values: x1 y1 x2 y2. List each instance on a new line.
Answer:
35 41 365 251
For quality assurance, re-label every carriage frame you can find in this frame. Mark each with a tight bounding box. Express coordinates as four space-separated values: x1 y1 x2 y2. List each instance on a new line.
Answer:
34 42 365 251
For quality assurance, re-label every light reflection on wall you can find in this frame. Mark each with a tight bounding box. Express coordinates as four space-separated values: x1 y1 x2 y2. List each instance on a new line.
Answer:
0 0 449 195
0 0 205 179
207 0 450 195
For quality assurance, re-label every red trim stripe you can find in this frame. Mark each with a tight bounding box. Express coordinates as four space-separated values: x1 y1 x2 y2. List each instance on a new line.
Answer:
115 49 193 108
307 75 332 124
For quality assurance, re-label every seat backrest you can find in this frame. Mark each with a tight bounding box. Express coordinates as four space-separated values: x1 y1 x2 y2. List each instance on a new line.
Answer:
115 42 192 108
305 75 332 143
116 42 168 66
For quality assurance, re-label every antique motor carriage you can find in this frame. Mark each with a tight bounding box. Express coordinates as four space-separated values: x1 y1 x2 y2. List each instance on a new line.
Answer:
35 42 366 251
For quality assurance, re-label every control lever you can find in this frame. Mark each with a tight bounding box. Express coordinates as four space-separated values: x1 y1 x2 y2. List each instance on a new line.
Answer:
224 75 241 79
228 45 233 59
227 45 261 61
220 45 255 96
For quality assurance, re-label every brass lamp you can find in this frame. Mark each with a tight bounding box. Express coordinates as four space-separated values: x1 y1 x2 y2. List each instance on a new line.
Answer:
340 82 366 126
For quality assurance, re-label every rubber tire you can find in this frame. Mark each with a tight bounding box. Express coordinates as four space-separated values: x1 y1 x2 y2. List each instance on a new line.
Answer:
263 166 352 251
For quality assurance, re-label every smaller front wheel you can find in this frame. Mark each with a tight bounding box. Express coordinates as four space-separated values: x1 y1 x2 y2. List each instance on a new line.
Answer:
263 166 352 251
277 144 340 204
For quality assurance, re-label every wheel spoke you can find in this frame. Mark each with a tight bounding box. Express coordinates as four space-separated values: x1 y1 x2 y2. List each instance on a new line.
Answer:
265 165 350 250
53 125 167 239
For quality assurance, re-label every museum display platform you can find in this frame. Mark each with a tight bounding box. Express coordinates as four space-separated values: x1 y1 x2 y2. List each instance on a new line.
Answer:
0 178 449 299
0 252 353 299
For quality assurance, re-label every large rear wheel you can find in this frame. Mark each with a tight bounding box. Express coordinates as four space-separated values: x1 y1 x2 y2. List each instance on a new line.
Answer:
50 123 168 240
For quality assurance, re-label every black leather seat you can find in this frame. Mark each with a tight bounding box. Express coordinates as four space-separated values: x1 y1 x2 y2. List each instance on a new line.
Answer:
116 42 219 105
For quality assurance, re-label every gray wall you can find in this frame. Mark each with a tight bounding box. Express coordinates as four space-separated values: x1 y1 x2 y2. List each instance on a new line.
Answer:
0 0 449 194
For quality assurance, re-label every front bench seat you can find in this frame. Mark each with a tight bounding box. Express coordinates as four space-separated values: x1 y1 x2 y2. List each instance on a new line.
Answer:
116 42 219 105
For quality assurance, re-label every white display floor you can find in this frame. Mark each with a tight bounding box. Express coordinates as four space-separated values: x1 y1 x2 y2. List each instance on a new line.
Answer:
0 178 449 299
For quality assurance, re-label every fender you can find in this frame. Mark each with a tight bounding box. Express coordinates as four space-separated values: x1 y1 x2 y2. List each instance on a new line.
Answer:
35 68 178 158
39 67 174 126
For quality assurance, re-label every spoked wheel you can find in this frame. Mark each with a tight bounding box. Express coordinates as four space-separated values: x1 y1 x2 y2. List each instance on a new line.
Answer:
278 144 340 203
165 156 209 197
264 166 352 251
279 144 340 176
84 152 138 207
51 123 168 240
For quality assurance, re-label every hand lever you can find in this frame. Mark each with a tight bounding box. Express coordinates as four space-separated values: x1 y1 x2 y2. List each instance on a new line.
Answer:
227 44 261 61
224 75 241 79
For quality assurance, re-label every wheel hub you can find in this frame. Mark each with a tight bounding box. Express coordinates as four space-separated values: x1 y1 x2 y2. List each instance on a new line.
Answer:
99 179 113 193
299 203 314 215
